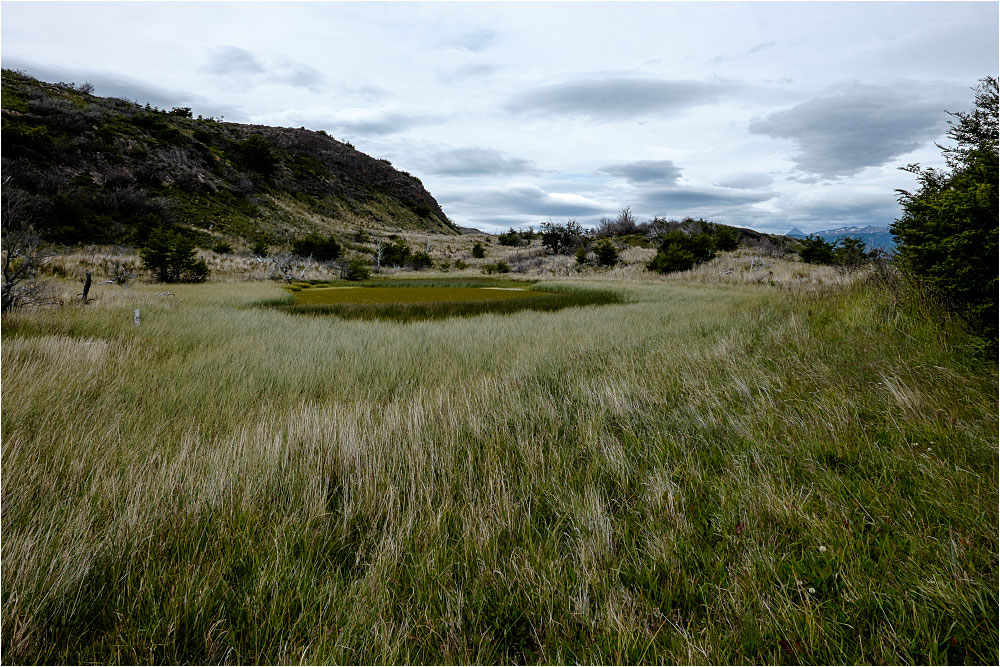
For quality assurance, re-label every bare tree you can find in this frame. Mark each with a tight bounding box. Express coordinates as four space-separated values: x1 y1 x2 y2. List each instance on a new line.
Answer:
373 240 384 273
2 226 53 312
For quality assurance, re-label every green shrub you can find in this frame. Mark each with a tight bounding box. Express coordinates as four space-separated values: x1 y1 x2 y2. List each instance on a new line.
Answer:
454 259 469 270
482 261 511 274
292 233 341 261
498 228 522 246
575 245 589 265
540 220 585 254
342 257 370 281
140 227 209 283
251 239 269 257
409 251 433 271
712 225 740 251
892 76 998 338
381 240 412 267
212 241 232 254
471 242 486 258
799 235 836 265
647 230 715 274
594 239 619 267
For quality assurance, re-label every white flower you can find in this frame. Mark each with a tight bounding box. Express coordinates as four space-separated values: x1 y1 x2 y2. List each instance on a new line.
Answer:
808 587 816 594
819 545 827 553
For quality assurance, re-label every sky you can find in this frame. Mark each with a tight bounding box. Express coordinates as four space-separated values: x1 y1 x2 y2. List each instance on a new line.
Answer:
2 1 997 234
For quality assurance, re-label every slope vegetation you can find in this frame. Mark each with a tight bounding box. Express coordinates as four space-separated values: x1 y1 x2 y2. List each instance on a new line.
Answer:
1 69 457 246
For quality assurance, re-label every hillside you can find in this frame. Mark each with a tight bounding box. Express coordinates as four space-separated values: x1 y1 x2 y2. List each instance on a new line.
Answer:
0 69 457 247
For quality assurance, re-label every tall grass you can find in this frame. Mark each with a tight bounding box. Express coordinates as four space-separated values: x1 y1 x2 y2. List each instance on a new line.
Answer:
2 275 996 664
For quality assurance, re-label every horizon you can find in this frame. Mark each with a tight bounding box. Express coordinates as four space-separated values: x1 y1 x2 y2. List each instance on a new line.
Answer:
2 1 997 235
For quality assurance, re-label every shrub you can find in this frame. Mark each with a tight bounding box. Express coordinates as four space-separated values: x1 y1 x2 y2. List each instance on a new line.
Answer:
454 259 469 270
409 251 433 271
292 233 341 261
594 239 620 267
212 241 232 254
251 239 269 257
540 220 586 254
646 231 714 274
712 225 740 251
140 227 209 283
482 261 511 274
498 228 523 246
799 235 836 264
382 240 411 267
575 245 589 265
342 257 370 281
892 76 998 338
236 134 278 174
471 242 486 258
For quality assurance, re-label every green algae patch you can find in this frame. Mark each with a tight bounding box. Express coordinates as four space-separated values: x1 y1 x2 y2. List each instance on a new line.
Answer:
294 286 538 306
264 282 624 322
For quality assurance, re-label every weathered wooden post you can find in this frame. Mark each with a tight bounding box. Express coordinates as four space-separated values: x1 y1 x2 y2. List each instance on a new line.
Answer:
133 308 141 326
81 270 92 303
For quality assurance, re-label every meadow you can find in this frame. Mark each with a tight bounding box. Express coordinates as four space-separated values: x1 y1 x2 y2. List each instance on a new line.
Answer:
1 269 997 664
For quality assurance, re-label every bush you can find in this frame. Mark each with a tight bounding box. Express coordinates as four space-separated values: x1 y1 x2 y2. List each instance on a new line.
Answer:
799 235 836 265
236 134 278 174
140 227 209 283
409 251 433 271
575 245 589 265
892 76 998 338
212 241 232 254
540 220 586 254
471 242 486 258
454 259 469 270
251 240 269 257
498 228 523 246
292 233 341 261
712 225 740 251
594 239 619 267
646 231 714 274
342 257 370 281
381 240 411 267
481 261 511 274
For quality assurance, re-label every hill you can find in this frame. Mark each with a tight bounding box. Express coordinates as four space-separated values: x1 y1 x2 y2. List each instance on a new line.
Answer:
815 225 896 250
0 69 457 247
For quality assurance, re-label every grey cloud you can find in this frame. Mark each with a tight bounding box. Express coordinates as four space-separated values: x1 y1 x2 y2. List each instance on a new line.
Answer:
748 85 949 177
201 46 265 76
715 173 774 189
637 186 774 214
439 185 605 217
322 112 444 136
271 60 326 92
440 63 497 84
450 29 498 53
424 148 535 177
507 77 727 120
599 160 682 185
200 46 327 91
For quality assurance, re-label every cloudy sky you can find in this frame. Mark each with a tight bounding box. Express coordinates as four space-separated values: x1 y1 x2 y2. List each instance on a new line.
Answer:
2 1 997 234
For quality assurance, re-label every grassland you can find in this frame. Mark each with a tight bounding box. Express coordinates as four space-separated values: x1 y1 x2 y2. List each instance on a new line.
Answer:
1 272 997 664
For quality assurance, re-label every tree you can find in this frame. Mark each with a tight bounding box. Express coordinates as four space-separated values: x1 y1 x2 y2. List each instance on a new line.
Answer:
892 77 998 337
140 227 209 283
1 226 53 311
799 235 836 265
646 230 715 274
539 220 586 254
471 241 486 258
594 239 620 267
292 233 341 261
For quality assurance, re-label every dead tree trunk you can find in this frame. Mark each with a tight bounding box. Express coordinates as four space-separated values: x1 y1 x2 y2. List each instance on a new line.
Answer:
82 270 92 303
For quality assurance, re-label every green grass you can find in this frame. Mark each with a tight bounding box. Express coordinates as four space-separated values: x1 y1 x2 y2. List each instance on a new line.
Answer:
1 276 996 664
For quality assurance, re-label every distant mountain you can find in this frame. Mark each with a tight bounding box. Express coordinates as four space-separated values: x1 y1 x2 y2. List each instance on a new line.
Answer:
814 225 896 250
1 69 457 247
785 227 807 239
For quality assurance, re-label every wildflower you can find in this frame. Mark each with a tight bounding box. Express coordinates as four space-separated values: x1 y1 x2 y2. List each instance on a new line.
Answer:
819 545 827 553
808 587 816 594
